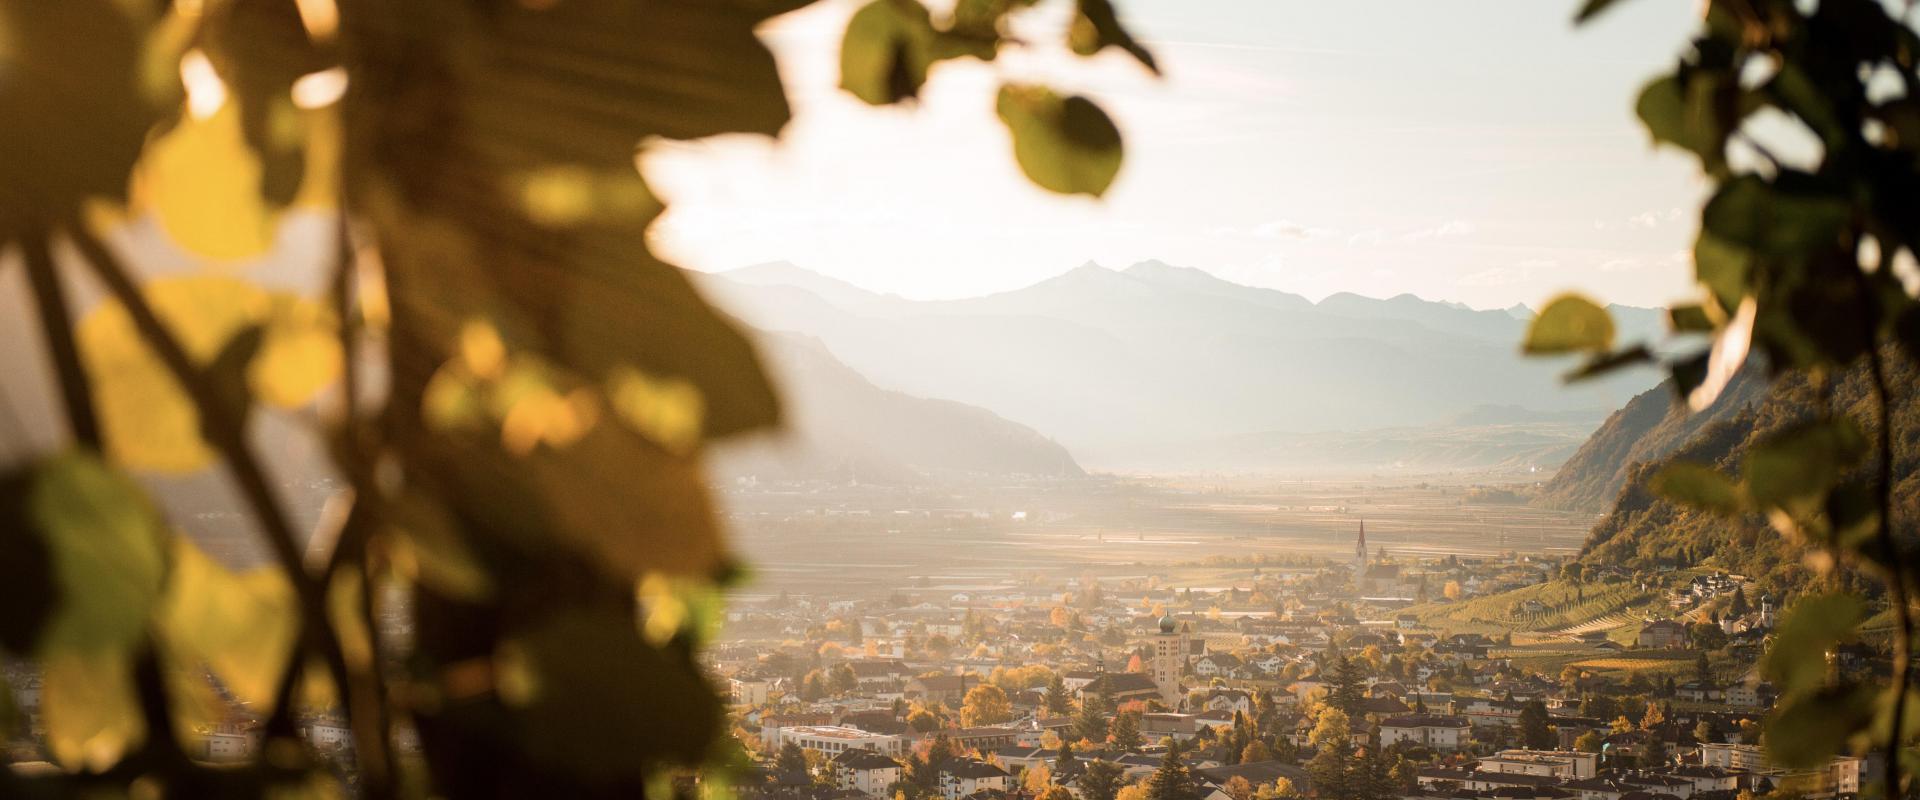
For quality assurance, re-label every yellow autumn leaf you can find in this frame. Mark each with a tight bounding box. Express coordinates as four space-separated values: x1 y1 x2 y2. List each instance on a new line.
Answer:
155 537 298 710
607 365 704 455
134 104 278 261
252 294 344 409
41 649 143 772
79 276 340 472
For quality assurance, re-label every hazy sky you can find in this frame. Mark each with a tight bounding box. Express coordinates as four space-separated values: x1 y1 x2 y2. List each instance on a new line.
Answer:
643 0 1712 311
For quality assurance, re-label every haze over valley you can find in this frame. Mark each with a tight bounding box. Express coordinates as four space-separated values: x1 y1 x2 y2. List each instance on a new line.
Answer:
702 260 1669 479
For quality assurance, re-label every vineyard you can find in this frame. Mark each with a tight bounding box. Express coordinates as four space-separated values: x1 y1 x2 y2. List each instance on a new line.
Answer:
1400 579 1658 635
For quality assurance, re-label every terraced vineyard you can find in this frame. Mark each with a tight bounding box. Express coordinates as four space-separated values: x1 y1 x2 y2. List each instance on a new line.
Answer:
1401 579 1658 636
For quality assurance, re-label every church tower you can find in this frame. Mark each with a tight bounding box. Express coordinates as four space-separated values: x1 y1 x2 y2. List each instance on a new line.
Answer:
1354 520 1369 584
1150 615 1188 707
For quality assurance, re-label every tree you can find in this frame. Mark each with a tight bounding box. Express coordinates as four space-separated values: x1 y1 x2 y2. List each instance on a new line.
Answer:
1241 740 1273 763
1147 744 1200 800
1729 586 1751 619
1518 700 1555 750
1045 672 1075 716
1117 782 1152 800
1443 581 1463 601
1694 652 1714 684
1642 734 1669 769
777 742 809 776
1690 624 1729 653
1079 760 1129 800
1574 731 1605 753
1223 776 1255 800
1075 697 1111 743
1694 720 1719 745
1111 709 1146 751
908 707 943 733
1256 777 1299 800
1640 701 1666 731
963 684 1014 726
1056 741 1080 775
1325 653 1366 718
830 663 858 695
1039 787 1076 800
801 669 829 701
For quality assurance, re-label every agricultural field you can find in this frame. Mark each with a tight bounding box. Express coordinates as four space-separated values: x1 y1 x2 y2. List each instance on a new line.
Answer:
1399 579 1658 636
719 474 1600 599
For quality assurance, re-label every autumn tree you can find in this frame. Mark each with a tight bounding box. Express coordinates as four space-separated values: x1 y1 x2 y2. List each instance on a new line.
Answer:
963 684 1014 726
1079 760 1129 800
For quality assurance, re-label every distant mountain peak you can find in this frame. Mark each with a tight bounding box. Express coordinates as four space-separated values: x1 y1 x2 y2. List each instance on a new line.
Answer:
1505 303 1534 320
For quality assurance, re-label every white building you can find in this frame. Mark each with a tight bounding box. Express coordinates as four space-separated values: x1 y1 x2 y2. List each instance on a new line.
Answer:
938 759 1012 800
768 725 908 756
1477 750 1598 780
833 749 905 798
1379 715 1470 752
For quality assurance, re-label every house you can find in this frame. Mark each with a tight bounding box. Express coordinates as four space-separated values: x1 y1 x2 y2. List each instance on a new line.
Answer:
833 749 904 798
1199 689 1254 715
1078 672 1162 706
732 675 772 706
1378 714 1471 751
1675 682 1723 703
848 660 912 691
908 674 978 706
938 759 1012 800
1725 682 1775 710
1638 620 1690 650
1194 654 1245 678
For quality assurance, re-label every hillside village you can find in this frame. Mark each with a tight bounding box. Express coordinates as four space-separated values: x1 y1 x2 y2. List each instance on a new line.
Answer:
711 526 1868 800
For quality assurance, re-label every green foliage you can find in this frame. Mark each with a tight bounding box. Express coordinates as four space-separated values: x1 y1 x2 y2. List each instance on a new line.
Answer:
1523 294 1615 355
997 85 1126 197
0 0 1149 795
1548 2 1920 790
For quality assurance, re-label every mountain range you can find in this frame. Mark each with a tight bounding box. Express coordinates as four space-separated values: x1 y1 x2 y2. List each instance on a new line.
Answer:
698 259 1667 474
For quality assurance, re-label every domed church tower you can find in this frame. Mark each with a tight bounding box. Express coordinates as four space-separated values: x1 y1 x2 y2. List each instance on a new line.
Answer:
1150 614 1189 707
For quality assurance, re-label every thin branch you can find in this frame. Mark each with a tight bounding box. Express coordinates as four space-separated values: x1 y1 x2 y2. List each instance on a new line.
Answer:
62 224 359 765
1866 341 1913 800
20 232 100 449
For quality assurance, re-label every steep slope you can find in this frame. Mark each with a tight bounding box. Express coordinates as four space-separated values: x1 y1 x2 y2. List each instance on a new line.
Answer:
1573 353 1919 598
693 261 1666 469
1536 368 1768 512
711 331 1085 482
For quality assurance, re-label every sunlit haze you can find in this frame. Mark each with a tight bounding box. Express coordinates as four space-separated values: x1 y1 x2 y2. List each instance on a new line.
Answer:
645 0 1710 310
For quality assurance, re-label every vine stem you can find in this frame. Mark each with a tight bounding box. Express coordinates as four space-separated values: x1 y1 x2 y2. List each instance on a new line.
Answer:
20 231 100 449
20 230 188 769
62 225 359 770
1866 342 1912 800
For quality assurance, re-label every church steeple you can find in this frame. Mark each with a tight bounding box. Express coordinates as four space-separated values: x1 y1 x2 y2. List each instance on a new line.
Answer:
1354 520 1368 585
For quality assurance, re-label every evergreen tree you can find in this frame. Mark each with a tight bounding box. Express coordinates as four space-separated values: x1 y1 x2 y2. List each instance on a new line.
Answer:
776 742 808 776
1045 672 1074 716
1078 760 1128 800
1519 700 1555 750
1074 698 1110 743
1325 652 1366 718
1147 743 1200 800
1729 586 1750 618
1111 709 1145 751
1056 741 1080 775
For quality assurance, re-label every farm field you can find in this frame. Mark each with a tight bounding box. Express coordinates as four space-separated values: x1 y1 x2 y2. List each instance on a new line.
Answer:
718 474 1600 598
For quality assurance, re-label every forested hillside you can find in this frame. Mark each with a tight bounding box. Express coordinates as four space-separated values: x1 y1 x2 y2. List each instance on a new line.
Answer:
1573 352 1919 599
1536 369 1768 512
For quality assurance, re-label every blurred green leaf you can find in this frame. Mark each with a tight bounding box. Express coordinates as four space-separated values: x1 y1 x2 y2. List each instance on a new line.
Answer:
508 608 722 779
840 0 939 105
1068 0 1158 74
1651 461 1747 515
29 452 169 656
1766 684 1875 769
1574 0 1633 24
1763 593 1865 693
996 84 1124 197
1562 344 1652 383
1523 294 1615 355
1702 176 1849 258
387 492 494 601
1692 232 1751 315
1636 74 1730 166
1668 304 1714 333
1744 418 1866 512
